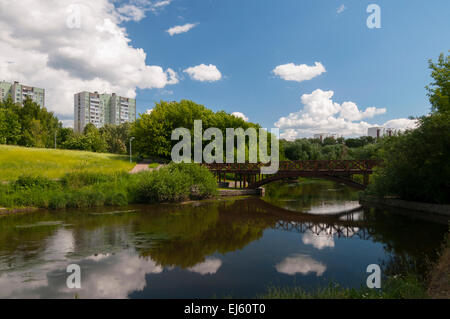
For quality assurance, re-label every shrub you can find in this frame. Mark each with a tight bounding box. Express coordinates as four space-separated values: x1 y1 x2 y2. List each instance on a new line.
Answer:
13 175 56 190
167 163 218 199
132 163 217 203
48 192 68 210
105 191 128 206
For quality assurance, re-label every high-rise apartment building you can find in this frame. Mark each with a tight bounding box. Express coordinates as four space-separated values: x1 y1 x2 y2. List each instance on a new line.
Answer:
74 91 136 132
0 81 45 108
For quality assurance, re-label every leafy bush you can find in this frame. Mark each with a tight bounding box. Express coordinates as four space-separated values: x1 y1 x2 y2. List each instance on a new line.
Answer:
132 163 217 203
48 192 68 210
167 163 218 199
105 191 128 206
13 175 56 190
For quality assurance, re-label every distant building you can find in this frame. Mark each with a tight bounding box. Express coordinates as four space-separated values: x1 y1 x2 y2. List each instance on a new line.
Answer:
368 127 395 138
313 133 337 141
0 81 45 108
74 91 136 132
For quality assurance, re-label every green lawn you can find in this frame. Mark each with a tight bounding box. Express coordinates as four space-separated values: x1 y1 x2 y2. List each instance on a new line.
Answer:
0 145 134 181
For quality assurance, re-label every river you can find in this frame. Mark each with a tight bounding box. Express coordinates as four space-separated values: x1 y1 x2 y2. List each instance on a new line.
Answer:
0 179 447 298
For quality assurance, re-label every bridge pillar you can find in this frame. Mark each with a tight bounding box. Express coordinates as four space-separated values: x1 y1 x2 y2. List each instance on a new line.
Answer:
363 173 369 187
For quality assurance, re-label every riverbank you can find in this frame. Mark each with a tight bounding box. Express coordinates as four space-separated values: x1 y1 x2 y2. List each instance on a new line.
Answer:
0 163 217 210
428 233 450 299
0 207 39 217
218 188 264 196
359 194 450 217
258 275 428 299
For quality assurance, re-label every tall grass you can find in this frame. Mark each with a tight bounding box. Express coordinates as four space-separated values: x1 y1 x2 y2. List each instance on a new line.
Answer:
0 145 134 181
0 163 218 209
258 275 428 299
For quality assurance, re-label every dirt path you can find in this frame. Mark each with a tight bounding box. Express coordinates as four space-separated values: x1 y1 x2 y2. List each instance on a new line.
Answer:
130 162 164 174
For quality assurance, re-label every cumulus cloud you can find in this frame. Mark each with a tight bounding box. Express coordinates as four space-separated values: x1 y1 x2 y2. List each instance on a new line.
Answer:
275 254 326 276
337 5 346 14
232 112 249 122
0 0 178 116
273 89 417 139
166 23 198 36
302 231 335 250
187 258 222 275
273 62 326 83
383 118 418 130
184 64 222 82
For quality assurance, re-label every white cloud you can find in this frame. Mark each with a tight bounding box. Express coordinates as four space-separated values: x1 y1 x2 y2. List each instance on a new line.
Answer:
117 5 146 22
184 64 222 82
117 0 173 19
166 23 198 36
61 119 74 128
0 0 178 117
232 112 249 122
273 89 419 139
302 231 335 250
275 254 326 276
273 62 326 83
337 5 346 14
187 258 222 275
383 118 418 130
153 0 172 9
145 108 153 114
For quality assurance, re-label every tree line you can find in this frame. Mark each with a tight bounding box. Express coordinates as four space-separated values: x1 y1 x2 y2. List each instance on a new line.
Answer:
1 95 382 160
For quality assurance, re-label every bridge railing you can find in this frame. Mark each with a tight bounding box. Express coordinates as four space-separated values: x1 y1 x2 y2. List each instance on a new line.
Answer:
204 160 380 172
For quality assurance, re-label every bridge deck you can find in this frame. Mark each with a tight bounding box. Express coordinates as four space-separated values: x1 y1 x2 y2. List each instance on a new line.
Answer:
204 160 380 190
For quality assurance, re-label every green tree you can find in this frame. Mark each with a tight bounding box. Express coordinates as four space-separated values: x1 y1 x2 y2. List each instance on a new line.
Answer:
131 100 261 159
322 136 336 146
368 53 450 203
426 52 449 114
0 108 21 144
99 123 131 154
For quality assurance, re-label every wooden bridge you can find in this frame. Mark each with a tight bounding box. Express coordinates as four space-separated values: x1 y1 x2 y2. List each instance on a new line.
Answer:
205 160 380 190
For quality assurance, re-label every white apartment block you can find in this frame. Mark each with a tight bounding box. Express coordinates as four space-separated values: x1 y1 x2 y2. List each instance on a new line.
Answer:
74 91 136 132
0 81 45 108
367 127 395 139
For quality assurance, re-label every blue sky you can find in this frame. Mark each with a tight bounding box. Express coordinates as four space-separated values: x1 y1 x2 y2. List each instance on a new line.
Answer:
1 0 449 138
121 0 449 137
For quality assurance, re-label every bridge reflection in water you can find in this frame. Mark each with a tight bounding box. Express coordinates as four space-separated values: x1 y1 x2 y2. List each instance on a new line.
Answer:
205 160 381 190
242 197 372 240
274 221 370 241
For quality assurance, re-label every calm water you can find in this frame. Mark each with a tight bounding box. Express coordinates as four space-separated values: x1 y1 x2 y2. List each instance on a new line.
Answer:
0 179 447 298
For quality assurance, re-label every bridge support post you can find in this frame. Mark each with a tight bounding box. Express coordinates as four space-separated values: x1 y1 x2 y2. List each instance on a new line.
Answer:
363 173 369 187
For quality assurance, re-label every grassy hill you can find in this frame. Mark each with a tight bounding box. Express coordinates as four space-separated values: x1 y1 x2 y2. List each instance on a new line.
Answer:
0 145 134 181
